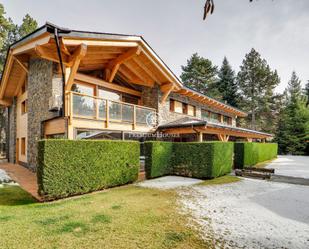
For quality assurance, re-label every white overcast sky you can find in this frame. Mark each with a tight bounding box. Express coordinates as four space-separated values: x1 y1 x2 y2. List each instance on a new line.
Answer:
2 0 309 93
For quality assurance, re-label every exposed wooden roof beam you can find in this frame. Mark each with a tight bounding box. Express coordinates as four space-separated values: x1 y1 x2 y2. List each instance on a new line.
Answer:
60 38 71 56
12 34 51 55
14 70 27 96
75 73 141 97
140 47 175 85
132 57 160 83
124 61 153 85
13 56 28 73
35 46 71 65
177 89 188 94
160 83 174 92
161 85 174 104
0 98 12 106
0 51 14 99
105 46 141 83
65 44 88 91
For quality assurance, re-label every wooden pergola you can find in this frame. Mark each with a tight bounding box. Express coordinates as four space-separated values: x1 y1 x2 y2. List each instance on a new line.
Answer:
158 118 272 142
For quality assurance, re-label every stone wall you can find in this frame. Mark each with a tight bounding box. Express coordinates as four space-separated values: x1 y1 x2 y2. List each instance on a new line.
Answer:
7 98 16 163
158 91 237 125
27 59 62 171
141 84 159 110
141 85 237 127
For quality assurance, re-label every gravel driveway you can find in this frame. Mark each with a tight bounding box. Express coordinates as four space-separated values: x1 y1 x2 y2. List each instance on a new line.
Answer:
266 155 309 179
179 178 309 249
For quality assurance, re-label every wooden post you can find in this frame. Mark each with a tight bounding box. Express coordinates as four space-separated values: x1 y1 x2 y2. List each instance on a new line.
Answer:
69 92 73 125
133 105 136 130
197 132 203 142
106 100 109 128
246 137 253 142
95 98 99 120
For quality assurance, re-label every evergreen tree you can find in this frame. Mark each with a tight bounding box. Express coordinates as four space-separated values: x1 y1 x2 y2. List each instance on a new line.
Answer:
274 72 309 155
304 80 309 105
0 11 37 72
180 53 219 98
237 48 280 132
0 3 12 72
18 14 38 39
217 57 239 107
0 4 38 156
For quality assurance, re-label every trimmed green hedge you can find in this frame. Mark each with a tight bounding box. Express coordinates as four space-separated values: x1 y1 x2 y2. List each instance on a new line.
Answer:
144 142 173 178
37 139 140 200
234 142 278 169
144 141 234 179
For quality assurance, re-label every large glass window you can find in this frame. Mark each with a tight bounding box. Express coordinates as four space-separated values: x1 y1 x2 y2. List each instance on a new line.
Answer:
187 105 195 116
223 115 232 125
98 88 121 101
170 99 195 116
72 83 94 96
201 109 210 119
122 94 139 105
72 83 96 118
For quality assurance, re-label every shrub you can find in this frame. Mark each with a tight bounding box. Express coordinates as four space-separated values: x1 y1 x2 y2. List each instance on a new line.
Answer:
234 142 278 168
144 141 173 178
37 139 140 200
173 142 233 179
144 141 233 179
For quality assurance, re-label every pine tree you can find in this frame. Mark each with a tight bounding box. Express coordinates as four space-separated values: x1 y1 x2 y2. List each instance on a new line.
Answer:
304 80 309 105
0 12 38 72
180 53 219 98
275 72 309 155
217 57 239 107
237 48 280 132
0 3 12 73
0 4 38 156
18 14 38 38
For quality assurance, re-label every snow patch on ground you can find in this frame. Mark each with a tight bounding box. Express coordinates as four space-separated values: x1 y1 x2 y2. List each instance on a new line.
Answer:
137 176 203 189
0 169 11 183
179 178 309 249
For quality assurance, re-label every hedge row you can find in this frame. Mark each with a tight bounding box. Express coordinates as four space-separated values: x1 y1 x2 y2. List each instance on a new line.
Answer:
37 139 140 200
144 142 173 178
144 141 234 179
234 142 278 169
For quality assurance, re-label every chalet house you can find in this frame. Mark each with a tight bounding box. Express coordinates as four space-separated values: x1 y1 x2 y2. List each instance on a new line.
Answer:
0 23 271 171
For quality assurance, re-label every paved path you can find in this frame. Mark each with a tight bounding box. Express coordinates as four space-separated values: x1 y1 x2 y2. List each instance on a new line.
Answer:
0 163 40 201
266 155 309 179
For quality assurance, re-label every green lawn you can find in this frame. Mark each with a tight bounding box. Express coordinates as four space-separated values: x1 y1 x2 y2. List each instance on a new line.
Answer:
0 184 210 249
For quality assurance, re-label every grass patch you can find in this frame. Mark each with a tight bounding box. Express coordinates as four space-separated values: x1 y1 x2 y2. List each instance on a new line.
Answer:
111 204 121 210
197 175 241 186
164 231 188 245
91 214 111 224
58 221 89 235
0 185 36 206
0 184 210 248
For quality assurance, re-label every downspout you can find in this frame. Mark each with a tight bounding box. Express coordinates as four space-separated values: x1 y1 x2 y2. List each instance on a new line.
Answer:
53 28 66 117
6 107 10 160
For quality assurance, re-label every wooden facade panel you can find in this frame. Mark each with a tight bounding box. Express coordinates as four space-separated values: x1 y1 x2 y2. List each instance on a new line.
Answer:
44 118 66 136
71 118 153 136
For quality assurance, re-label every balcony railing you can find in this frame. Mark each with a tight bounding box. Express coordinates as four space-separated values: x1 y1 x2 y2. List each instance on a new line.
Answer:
67 91 157 129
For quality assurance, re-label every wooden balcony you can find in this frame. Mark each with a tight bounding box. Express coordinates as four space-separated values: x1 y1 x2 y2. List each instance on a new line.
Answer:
66 92 157 134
